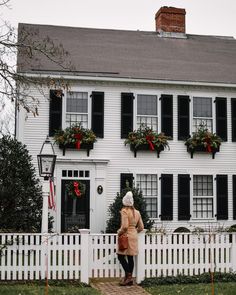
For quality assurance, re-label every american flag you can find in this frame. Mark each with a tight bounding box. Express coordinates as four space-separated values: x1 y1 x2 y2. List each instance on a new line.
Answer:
48 177 56 211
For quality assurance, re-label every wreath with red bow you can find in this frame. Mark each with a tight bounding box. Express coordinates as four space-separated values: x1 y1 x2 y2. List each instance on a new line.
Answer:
66 181 86 199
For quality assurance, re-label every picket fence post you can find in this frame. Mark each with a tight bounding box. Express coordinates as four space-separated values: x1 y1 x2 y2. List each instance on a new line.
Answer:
80 229 90 284
230 232 236 272
136 229 146 284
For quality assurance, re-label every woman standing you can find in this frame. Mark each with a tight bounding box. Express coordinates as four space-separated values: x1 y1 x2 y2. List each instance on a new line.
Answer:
117 191 144 286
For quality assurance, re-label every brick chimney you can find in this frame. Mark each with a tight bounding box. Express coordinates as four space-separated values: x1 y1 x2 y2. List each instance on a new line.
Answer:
155 6 186 34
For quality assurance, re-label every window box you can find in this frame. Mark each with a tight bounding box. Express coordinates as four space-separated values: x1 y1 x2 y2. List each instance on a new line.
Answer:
187 145 220 159
130 143 164 158
185 125 222 159
125 124 170 158
54 123 96 156
59 142 94 156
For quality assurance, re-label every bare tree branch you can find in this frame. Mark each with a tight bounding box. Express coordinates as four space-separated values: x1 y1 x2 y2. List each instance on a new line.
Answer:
0 0 10 7
0 0 73 134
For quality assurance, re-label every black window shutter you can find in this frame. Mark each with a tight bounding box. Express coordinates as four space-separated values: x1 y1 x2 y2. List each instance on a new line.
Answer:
91 92 104 138
161 174 173 220
120 173 133 192
121 93 134 138
216 175 228 220
232 98 236 142
178 174 191 220
178 96 190 140
215 97 227 141
49 90 63 136
233 175 236 220
161 94 173 137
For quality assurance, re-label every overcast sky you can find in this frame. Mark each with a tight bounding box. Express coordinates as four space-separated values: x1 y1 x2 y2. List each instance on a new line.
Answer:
2 0 236 38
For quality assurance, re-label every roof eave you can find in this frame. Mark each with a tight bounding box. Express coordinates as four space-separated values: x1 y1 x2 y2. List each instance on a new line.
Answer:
17 71 236 89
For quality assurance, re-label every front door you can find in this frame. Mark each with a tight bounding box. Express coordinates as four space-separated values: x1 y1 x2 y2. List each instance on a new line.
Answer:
61 180 90 232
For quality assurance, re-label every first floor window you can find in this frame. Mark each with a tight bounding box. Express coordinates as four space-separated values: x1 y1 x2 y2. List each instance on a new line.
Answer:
193 175 214 219
193 97 213 132
136 174 158 218
66 91 88 128
137 94 158 131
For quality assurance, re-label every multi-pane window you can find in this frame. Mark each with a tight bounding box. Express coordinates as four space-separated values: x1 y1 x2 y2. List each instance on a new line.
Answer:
193 175 214 219
136 174 158 218
137 95 158 131
193 97 212 132
66 92 88 128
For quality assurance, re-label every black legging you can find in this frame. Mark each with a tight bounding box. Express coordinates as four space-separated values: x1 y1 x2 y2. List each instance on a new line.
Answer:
117 254 134 274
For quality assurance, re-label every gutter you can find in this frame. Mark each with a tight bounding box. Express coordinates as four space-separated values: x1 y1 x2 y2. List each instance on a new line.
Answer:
18 72 236 89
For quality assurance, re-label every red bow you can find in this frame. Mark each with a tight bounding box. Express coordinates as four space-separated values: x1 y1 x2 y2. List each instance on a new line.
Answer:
74 133 83 149
73 181 81 197
146 135 155 151
205 138 212 153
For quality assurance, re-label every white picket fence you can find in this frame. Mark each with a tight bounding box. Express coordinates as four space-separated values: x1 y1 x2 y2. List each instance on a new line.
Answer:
0 230 236 283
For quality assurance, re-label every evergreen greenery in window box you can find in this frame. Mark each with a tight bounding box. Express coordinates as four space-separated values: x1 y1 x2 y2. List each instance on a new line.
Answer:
185 125 222 159
124 124 170 158
54 123 96 156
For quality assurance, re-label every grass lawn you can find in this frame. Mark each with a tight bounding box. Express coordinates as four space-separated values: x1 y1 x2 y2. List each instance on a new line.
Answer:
145 282 236 295
0 282 101 295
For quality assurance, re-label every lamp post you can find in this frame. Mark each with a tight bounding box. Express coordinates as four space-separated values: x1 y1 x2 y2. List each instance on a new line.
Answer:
37 136 56 293
37 136 57 233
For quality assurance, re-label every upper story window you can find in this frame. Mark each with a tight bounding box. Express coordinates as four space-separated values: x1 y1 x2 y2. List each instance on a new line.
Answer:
66 92 88 128
192 97 212 132
192 175 214 219
137 94 158 131
136 174 158 218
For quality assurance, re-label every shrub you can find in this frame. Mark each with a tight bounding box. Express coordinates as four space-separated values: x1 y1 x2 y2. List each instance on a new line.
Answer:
140 272 236 286
0 136 53 232
106 186 154 233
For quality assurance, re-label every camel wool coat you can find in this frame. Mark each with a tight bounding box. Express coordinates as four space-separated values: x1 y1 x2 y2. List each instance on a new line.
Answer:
117 207 144 256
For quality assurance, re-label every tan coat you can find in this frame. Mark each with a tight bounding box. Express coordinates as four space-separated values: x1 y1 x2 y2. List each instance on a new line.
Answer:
117 207 144 256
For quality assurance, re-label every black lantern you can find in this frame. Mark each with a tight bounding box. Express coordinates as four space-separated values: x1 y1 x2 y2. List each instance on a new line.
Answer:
37 136 57 180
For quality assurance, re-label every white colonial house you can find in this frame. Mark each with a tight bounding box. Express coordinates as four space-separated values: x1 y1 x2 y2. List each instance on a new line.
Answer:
16 7 236 234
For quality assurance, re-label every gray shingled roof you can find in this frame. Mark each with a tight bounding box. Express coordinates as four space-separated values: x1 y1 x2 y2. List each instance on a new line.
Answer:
17 23 236 85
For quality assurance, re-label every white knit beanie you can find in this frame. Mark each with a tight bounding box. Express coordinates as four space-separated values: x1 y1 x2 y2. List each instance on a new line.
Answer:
122 191 134 207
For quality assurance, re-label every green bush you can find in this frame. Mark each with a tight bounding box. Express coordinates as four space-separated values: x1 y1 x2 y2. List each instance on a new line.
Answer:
0 136 53 232
174 227 190 233
106 186 154 233
227 224 236 232
140 272 236 286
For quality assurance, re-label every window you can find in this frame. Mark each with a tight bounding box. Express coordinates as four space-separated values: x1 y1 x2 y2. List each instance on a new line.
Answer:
192 175 214 219
137 95 158 131
192 97 212 132
66 92 88 128
136 174 158 218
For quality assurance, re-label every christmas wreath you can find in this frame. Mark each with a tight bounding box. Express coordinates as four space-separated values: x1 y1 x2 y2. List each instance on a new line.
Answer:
66 181 86 199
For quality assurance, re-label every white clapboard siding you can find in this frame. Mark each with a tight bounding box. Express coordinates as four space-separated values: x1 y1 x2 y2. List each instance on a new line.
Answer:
16 81 236 232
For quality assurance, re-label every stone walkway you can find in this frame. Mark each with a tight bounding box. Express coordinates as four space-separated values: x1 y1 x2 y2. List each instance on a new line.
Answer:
91 278 150 295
